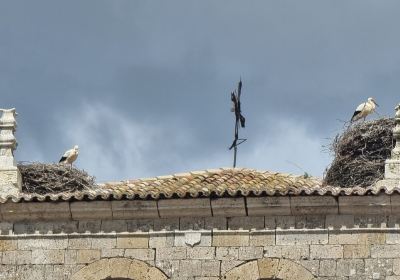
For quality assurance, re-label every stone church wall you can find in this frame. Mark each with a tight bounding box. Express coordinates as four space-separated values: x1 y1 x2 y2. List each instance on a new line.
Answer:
0 195 399 279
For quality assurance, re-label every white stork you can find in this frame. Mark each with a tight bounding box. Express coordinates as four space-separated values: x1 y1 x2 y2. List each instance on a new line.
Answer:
351 97 379 123
59 145 79 168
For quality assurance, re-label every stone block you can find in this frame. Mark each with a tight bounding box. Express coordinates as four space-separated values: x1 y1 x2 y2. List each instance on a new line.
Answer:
224 260 259 280
155 260 180 277
127 258 168 280
392 194 400 214
295 215 325 229
365 259 393 278
204 217 227 230
18 237 68 250
319 260 336 276
212 230 249 247
371 244 400 258
0 264 15 279
339 195 391 215
354 215 388 228
127 219 154 232
276 229 328 245
296 260 319 276
179 260 202 277
76 249 101 264
187 247 215 260
15 265 45 280
31 249 64 264
70 201 112 220
117 235 149 248
220 260 245 275
249 230 275 246
68 237 92 249
0 239 17 251
291 196 338 215
326 215 355 229
100 220 128 233
154 218 180 231
280 245 309 260
158 199 211 218
263 246 282 258
216 247 239 260
275 215 296 229
149 232 175 248
246 197 291 216
180 217 205 230
91 236 116 249
329 231 385 245
201 260 221 277
343 244 370 258
78 220 102 233
386 231 400 244
310 245 343 259
156 247 187 260
0 222 13 235
227 216 264 230
109 258 132 278
124 248 155 261
111 200 159 219
336 259 364 276
389 216 400 228
238 246 263 260
72 258 111 280
394 259 400 275
1 202 70 221
276 259 316 280
211 198 246 217
1 250 31 265
14 221 78 234
101 248 124 258
257 258 279 279
65 250 77 264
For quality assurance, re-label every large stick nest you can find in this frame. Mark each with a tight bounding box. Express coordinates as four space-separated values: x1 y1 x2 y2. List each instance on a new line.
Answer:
324 118 395 188
18 163 96 195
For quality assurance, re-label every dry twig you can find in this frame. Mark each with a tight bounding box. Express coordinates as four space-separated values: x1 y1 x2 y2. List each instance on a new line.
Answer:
324 118 394 188
18 163 96 195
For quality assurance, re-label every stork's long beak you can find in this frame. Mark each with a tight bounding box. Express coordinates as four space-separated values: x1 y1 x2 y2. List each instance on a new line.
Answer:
375 102 380 107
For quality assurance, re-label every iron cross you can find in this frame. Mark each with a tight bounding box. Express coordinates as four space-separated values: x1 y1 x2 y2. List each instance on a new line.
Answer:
229 79 246 168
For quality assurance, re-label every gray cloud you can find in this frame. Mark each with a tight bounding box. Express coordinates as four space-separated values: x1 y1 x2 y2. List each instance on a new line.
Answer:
1 0 400 180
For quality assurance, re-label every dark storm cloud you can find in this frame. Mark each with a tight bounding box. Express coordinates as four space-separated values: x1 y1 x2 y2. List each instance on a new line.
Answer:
1 0 400 180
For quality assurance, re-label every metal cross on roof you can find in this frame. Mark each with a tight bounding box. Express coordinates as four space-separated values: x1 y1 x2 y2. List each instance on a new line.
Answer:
229 79 246 168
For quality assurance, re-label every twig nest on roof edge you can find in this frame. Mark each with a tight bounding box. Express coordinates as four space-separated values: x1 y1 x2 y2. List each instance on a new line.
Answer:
18 163 96 195
324 118 394 188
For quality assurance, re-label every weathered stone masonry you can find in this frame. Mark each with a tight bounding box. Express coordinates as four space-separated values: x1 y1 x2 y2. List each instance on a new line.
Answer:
4 105 400 279
1 194 400 279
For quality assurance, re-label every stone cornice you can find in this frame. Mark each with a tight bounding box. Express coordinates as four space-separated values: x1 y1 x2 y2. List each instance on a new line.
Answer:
0 194 395 222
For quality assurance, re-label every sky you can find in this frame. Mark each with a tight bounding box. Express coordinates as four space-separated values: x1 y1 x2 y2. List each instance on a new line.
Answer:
1 1 400 182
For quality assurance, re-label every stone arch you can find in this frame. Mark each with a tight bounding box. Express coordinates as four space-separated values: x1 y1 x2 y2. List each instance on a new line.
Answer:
223 258 316 280
70 257 168 280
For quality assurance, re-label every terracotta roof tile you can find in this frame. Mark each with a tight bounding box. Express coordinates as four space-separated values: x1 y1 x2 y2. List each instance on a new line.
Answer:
0 168 397 203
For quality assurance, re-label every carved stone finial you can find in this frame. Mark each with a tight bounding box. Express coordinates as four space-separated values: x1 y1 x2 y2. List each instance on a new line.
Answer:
0 108 18 162
382 104 400 180
0 108 21 196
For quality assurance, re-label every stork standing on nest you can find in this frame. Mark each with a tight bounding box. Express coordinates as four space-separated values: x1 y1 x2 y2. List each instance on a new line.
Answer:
351 97 379 123
59 145 79 168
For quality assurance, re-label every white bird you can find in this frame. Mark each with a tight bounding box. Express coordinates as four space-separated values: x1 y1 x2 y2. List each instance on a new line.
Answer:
59 145 79 168
351 97 379 123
